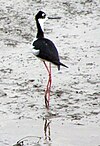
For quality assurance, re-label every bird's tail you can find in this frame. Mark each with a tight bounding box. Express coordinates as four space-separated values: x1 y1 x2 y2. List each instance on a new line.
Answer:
58 62 68 70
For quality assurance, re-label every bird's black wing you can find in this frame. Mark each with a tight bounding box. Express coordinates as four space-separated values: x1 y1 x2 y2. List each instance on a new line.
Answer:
33 38 60 67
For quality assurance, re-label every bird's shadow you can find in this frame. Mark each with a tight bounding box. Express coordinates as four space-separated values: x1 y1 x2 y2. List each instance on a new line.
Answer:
43 118 52 143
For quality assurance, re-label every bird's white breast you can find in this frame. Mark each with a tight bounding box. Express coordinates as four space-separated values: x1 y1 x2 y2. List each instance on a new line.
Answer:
32 46 40 56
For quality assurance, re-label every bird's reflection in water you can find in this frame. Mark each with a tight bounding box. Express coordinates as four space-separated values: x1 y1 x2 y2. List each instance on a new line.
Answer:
44 118 51 144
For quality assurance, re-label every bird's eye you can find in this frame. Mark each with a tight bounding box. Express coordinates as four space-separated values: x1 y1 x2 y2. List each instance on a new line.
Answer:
42 13 45 17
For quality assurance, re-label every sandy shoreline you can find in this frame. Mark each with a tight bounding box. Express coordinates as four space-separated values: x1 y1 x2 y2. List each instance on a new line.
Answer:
1 118 100 146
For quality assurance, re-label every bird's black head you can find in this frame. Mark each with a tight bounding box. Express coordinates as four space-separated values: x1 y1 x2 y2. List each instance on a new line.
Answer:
35 11 46 20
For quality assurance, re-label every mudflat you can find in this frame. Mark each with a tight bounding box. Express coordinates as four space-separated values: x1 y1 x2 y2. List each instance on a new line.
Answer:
0 0 100 146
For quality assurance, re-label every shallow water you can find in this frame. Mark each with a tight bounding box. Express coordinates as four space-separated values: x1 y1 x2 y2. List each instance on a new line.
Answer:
0 0 100 146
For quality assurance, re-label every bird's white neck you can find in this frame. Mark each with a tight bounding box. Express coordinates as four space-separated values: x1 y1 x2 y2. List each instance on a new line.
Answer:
38 18 46 32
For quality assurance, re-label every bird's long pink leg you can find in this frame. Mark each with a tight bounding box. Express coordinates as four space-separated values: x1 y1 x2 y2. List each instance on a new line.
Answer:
43 61 52 109
48 63 52 101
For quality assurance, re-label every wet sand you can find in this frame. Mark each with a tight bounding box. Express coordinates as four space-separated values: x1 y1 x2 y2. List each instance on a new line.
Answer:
0 0 100 145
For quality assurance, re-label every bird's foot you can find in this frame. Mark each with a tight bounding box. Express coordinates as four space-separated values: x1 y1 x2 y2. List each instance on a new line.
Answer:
45 95 49 109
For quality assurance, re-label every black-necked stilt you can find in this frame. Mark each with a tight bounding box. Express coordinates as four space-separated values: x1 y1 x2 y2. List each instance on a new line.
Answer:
32 11 68 109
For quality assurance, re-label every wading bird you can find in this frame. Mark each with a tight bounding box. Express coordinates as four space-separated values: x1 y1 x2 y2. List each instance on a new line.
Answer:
32 11 68 109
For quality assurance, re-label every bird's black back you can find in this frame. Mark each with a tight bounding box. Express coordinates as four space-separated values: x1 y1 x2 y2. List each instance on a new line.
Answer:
33 38 60 69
